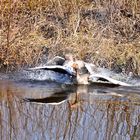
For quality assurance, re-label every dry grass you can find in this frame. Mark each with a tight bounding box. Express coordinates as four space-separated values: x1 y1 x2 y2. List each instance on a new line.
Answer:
0 0 140 73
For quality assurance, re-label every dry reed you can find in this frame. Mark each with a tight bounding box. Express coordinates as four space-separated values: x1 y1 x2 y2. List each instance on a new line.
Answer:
0 0 140 73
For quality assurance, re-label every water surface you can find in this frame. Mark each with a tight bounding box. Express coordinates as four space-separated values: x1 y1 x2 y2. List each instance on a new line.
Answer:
0 80 140 140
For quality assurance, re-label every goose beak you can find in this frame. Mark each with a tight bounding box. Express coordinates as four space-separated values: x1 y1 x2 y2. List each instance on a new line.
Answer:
71 63 78 76
72 63 79 71
72 63 79 75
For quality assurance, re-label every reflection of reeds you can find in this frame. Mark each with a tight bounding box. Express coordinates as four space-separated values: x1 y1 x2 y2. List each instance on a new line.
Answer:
1 83 140 139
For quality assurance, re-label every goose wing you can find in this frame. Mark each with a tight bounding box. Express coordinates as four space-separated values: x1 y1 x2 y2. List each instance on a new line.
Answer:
27 65 76 76
47 56 65 65
89 74 132 86
84 63 98 74
85 62 113 76
85 63 130 86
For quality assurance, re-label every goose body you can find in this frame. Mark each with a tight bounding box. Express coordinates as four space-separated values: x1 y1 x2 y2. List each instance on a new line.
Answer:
26 55 134 86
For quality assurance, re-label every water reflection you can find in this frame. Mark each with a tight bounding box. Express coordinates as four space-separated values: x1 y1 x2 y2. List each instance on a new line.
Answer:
0 80 140 140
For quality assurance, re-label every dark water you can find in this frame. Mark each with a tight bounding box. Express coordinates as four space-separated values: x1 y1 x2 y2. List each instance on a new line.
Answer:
0 80 140 140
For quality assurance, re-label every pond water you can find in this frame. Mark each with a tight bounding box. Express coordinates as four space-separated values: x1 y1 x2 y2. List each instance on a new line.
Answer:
0 80 140 140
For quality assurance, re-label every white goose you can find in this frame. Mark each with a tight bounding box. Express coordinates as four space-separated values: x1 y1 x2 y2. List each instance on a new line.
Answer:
27 54 133 86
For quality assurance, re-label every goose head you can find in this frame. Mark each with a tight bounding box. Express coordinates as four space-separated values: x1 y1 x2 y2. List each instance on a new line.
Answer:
65 53 74 62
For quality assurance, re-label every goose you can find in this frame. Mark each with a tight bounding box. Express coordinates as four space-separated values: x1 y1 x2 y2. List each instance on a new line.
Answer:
24 91 70 105
26 54 133 86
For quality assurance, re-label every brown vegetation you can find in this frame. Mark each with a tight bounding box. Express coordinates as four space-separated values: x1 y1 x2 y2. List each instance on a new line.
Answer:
0 0 140 73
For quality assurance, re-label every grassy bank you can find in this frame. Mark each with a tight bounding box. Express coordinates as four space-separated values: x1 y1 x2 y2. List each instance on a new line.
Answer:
0 0 140 74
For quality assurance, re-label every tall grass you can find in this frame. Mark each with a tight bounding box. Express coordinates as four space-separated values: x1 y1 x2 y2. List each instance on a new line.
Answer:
0 0 140 73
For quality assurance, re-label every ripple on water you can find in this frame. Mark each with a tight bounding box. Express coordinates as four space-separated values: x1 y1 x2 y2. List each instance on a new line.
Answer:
0 79 140 140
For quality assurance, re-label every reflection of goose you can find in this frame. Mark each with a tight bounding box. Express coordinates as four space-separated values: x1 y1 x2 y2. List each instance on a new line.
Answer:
24 85 77 105
24 92 69 105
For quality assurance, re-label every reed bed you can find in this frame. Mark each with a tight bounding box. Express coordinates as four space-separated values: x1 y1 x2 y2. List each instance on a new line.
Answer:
0 0 140 73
